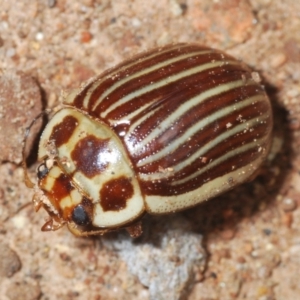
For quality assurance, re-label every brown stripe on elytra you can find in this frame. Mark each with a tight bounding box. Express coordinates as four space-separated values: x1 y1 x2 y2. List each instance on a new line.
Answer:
49 115 78 148
146 86 266 154
109 43 212 72
136 101 270 174
168 119 271 182
71 135 110 178
93 52 248 116
85 44 210 112
132 85 268 163
108 84 180 124
140 145 265 196
100 176 134 212
72 82 94 110
123 67 255 154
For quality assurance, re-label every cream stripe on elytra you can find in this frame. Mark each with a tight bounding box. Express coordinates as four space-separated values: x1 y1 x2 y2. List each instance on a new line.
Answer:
171 136 266 186
108 96 162 127
82 78 103 109
122 102 163 137
136 94 266 167
91 49 212 112
79 44 187 109
100 60 240 119
130 78 245 155
138 114 269 182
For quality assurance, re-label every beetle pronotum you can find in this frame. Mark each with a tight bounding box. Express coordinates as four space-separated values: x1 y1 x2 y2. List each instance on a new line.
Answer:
24 43 273 237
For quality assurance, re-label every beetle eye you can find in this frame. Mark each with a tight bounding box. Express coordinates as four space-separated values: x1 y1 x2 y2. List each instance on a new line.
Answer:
37 163 49 179
72 205 90 226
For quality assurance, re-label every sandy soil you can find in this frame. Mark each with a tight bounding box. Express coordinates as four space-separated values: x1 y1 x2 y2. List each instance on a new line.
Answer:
0 0 300 299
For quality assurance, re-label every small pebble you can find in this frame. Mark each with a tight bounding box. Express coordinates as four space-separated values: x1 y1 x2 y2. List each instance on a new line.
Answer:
0 245 21 278
281 198 297 212
284 39 300 62
236 256 246 264
0 70 42 163
81 0 95 7
6 48 16 57
131 18 141 27
169 0 184 16
288 118 300 130
217 248 231 262
269 53 287 68
35 32 44 41
282 212 293 228
251 72 261 83
47 0 56 7
263 228 272 236
81 31 92 43
6 281 41 300
219 228 236 240
244 242 253 254
11 215 27 229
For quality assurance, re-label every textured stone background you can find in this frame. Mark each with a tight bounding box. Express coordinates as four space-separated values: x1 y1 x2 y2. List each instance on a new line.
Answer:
0 0 300 299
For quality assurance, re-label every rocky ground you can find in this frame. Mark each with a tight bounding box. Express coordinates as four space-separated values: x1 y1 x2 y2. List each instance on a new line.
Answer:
0 0 300 299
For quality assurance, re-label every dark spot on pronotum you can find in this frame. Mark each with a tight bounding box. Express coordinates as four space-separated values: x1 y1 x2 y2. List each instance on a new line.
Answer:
71 204 91 226
51 173 74 200
37 163 49 179
49 115 78 147
100 177 134 212
71 135 110 178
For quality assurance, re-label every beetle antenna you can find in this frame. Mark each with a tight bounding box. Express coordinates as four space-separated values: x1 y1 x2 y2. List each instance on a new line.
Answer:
22 109 51 188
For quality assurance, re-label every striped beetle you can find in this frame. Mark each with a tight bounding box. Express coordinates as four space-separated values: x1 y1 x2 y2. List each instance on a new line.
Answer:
26 43 273 237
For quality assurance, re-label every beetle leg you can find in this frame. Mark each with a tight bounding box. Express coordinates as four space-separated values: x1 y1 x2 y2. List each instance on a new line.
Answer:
32 195 43 212
41 218 65 232
125 221 143 238
32 186 47 212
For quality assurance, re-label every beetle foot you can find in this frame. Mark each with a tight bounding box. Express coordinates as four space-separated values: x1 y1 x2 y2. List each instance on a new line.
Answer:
125 221 143 238
41 218 65 232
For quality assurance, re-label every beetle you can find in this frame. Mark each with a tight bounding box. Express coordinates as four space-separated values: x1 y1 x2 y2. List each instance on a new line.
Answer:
24 43 273 237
